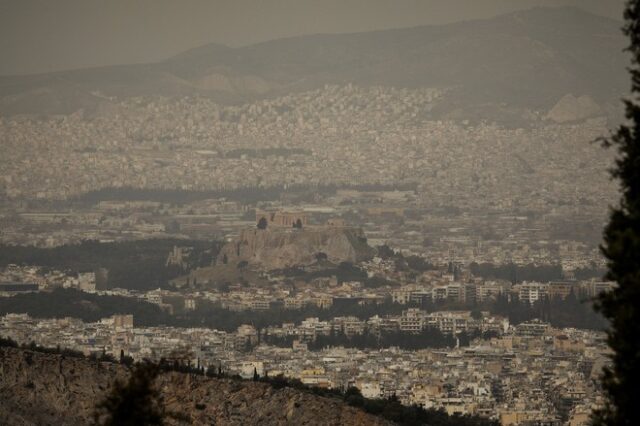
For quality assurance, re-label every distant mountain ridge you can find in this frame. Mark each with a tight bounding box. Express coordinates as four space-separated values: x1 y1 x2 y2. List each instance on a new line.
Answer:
0 7 627 117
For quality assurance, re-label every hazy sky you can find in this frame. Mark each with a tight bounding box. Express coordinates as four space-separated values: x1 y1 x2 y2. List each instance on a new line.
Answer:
0 0 625 76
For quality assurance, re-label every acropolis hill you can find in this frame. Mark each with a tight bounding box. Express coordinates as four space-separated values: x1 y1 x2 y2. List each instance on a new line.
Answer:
217 211 375 270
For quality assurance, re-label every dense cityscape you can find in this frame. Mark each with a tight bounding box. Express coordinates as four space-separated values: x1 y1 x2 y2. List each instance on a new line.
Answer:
1 1 637 425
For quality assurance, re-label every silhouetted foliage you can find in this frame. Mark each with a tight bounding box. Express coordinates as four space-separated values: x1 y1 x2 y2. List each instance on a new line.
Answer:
376 245 436 272
119 349 134 366
593 1 640 425
257 217 268 229
0 287 607 335
469 262 563 283
225 147 310 159
94 363 164 426
572 265 607 280
73 183 416 206
0 239 220 291
405 255 436 272
256 375 497 426
276 262 399 287
491 292 607 330
0 336 18 348
0 336 86 359
264 327 458 350
314 252 328 261
376 244 396 259
0 288 173 325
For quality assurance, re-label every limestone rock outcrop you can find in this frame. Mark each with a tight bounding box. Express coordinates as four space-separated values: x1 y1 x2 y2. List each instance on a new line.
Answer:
218 227 375 270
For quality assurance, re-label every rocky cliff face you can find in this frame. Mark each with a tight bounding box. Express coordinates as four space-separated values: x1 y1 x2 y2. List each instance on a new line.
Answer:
0 347 391 425
218 227 375 270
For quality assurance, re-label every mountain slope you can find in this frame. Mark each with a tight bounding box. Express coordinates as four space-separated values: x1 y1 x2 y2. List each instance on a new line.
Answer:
0 347 391 425
0 7 627 116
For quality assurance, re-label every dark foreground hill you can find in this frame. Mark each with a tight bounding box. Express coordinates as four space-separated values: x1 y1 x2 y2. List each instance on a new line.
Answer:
0 7 626 118
0 346 391 425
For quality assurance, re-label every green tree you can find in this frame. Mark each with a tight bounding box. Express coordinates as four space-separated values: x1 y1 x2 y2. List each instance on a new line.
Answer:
344 386 365 407
257 217 268 229
593 1 640 425
376 244 395 259
315 252 328 262
94 363 164 426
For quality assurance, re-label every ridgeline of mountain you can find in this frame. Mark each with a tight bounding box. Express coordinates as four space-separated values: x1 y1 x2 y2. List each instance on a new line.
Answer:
0 7 626 118
218 226 375 270
0 347 391 426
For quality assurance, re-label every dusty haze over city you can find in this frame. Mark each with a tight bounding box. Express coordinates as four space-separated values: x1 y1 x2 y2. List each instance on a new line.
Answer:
0 1 631 425
0 0 626 75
